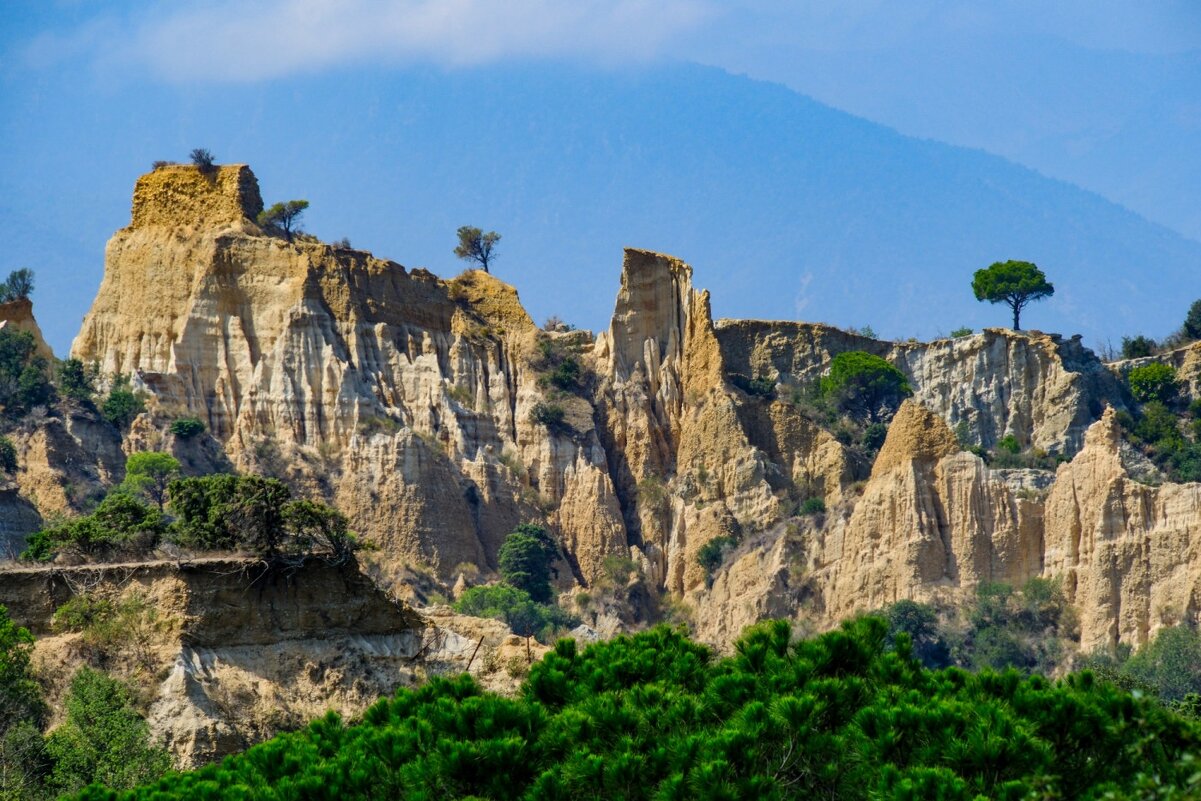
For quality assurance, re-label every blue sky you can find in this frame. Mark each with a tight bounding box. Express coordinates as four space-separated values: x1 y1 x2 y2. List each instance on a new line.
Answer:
2 1 1199 353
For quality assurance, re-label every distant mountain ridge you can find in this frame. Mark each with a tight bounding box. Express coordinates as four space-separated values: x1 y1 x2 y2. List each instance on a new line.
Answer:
2 62 1198 352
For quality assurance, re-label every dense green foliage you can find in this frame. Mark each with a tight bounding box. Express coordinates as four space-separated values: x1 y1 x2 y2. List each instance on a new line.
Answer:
1121 335 1157 359
453 524 572 641
453 585 576 641
820 351 912 423
0 329 53 417
101 376 144 430
497 524 558 604
454 226 501 273
167 417 205 439
971 260 1054 330
66 619 1201 800
1184 299 1201 341
2 606 168 800
22 473 356 563
168 474 356 561
43 668 170 796
1128 363 1180 404
0 605 43 739
121 452 180 511
57 359 97 404
21 493 165 561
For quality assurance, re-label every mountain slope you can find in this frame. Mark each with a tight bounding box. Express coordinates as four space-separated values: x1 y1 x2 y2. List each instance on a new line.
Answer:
3 63 1200 353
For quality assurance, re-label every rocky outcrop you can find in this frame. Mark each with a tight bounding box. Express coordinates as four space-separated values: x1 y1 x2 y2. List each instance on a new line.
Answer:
0 558 544 767
716 321 1128 455
594 250 815 593
0 298 54 361
1111 340 1201 403
814 401 1043 623
1043 408 1201 652
71 165 626 586
19 162 1196 667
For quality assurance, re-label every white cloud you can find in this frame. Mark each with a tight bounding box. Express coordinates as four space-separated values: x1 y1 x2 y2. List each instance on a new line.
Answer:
78 0 715 82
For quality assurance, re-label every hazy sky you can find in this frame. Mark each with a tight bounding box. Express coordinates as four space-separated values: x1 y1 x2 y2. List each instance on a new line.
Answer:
2 1 1198 352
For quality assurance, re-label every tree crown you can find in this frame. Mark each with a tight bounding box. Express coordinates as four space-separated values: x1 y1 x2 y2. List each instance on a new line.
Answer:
971 260 1054 329
454 225 501 272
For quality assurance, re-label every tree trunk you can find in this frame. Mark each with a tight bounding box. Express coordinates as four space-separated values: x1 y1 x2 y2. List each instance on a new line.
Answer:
1012 304 1021 331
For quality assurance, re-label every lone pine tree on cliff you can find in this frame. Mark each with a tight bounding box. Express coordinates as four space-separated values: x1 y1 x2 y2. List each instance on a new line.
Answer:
257 200 309 242
454 226 501 273
972 260 1054 330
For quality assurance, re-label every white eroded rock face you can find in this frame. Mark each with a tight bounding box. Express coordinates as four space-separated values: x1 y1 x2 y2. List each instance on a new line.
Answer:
1043 408 1201 652
0 559 544 768
46 163 1201 661
71 165 627 586
715 321 1128 455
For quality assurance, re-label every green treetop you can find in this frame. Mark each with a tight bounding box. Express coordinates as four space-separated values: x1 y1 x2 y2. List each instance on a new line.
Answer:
971 260 1054 330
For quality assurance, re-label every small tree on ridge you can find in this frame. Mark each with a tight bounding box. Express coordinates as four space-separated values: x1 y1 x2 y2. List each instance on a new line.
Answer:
454 226 501 273
971 260 1054 331
258 200 309 242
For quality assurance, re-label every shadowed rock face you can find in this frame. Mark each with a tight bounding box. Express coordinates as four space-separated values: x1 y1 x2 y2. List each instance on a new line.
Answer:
0 558 542 767
20 163 1194 654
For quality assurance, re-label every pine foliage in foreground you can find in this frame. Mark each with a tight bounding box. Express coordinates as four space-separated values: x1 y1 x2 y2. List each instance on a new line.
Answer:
75 618 1201 800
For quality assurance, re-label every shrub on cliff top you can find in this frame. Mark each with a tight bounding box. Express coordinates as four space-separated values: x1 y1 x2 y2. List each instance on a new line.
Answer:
189 148 215 171
820 350 911 423
168 416 205 439
1129 362 1180 404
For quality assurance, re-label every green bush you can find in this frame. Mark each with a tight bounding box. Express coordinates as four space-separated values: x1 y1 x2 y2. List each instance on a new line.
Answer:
453 585 575 642
539 357 581 392
0 269 35 302
0 328 53 416
861 422 888 451
68 620 1201 800
1134 401 1183 448
58 358 97 403
1121 335 1158 359
167 473 357 561
44 668 170 795
101 376 145 429
529 402 567 433
1129 362 1180 404
1184 299 1201 341
883 600 951 669
697 535 737 578
22 494 165 561
0 436 17 473
820 351 912 423
997 434 1021 454
169 417 205 439
122 451 180 510
949 327 973 338
1111 626 1201 704
728 373 776 399
0 604 44 738
497 524 558 604
799 497 826 515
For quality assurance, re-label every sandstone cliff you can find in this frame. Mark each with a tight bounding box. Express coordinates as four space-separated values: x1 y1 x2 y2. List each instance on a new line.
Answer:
71 165 626 587
16 162 1195 663
717 321 1128 455
0 558 544 767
